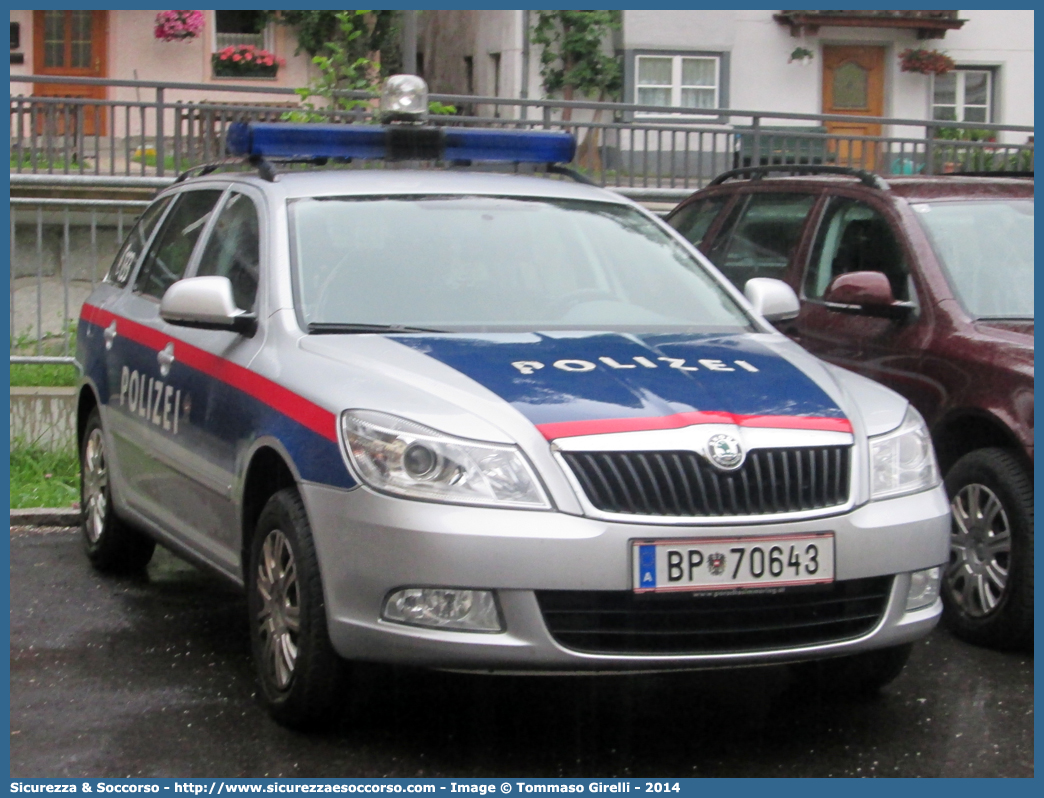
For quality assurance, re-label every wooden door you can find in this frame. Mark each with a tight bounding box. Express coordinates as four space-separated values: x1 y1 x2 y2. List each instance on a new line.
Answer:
33 10 108 135
822 46 884 169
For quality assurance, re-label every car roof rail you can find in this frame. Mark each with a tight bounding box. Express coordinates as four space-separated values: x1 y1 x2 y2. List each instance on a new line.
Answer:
708 165 890 190
173 158 261 183
545 163 599 186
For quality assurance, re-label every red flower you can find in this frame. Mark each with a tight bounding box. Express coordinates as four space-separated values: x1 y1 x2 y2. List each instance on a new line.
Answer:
211 43 282 75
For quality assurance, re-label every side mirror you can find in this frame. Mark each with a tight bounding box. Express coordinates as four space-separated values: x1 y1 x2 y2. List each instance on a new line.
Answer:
823 271 914 319
160 276 257 336
744 277 800 322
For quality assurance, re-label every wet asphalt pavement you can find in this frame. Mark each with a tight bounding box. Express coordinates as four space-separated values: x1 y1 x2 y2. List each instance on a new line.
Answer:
10 527 1033 778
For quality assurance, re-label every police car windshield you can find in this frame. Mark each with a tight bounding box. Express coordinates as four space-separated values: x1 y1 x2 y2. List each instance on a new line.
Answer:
289 196 754 333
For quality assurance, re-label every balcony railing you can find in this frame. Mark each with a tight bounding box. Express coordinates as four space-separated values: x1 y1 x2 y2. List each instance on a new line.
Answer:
11 75 1033 187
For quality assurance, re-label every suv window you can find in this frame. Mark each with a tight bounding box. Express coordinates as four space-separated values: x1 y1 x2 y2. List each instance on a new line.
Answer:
134 190 223 300
805 198 911 301
105 196 172 287
195 192 261 311
705 193 816 287
669 196 727 248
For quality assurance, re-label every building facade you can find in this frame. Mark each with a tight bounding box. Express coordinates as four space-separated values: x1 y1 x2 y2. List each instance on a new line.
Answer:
417 9 1034 144
8 9 1034 147
10 10 315 110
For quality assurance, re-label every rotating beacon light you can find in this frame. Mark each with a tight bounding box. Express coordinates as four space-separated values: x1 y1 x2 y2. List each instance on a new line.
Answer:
380 74 429 122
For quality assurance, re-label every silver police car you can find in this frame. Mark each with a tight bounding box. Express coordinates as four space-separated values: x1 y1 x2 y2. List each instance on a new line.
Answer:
77 78 949 728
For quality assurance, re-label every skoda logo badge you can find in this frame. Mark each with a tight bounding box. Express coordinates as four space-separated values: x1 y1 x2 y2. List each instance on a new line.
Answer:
707 433 744 471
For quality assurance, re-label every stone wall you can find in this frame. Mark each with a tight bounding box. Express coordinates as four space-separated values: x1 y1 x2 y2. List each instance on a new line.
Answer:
11 387 78 452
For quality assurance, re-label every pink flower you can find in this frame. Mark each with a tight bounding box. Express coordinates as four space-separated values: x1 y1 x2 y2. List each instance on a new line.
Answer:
212 43 282 74
154 10 204 42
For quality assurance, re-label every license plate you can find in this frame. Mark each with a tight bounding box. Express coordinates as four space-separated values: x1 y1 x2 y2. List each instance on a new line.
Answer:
632 533 835 593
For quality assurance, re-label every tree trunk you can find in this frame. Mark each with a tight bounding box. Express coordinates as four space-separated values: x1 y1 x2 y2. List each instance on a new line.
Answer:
575 91 605 174
562 85 574 123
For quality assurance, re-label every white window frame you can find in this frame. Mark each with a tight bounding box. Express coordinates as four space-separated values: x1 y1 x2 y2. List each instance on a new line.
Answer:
211 11 274 54
635 54 720 117
932 68 993 124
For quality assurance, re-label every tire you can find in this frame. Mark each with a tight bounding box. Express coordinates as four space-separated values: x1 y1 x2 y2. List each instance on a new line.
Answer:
795 643 913 696
942 448 1033 650
79 408 156 572
247 487 347 729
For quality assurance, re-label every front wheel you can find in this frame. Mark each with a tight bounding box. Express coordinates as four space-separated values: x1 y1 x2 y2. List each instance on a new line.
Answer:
80 408 155 572
248 488 347 729
942 448 1033 650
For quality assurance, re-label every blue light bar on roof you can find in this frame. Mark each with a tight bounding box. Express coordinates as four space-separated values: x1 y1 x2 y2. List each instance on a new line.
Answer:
225 121 576 164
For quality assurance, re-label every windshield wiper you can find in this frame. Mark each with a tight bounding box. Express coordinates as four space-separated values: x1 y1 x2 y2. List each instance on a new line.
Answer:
307 322 446 334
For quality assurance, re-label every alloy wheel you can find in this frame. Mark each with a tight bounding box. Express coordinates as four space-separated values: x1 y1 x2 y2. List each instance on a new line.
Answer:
256 529 301 690
945 482 1011 617
82 428 109 544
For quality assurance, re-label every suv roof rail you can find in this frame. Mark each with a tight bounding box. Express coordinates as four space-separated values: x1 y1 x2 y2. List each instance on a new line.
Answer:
708 165 890 190
945 170 1034 179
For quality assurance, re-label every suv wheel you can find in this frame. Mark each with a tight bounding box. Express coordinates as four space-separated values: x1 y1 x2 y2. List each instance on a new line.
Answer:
80 408 155 572
248 487 347 729
942 448 1033 650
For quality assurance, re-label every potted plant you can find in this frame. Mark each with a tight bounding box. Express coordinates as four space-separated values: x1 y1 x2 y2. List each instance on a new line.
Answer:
933 127 1000 173
212 45 285 79
789 46 814 66
898 48 955 75
154 10 204 42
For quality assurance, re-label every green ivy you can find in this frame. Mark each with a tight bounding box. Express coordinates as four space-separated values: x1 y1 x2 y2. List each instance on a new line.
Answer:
268 9 402 74
531 11 622 106
281 11 380 122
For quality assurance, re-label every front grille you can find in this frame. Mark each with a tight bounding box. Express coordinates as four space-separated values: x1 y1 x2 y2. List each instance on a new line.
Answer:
561 447 850 517
536 577 892 655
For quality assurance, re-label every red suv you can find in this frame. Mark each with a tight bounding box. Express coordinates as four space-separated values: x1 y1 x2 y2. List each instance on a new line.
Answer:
667 166 1033 649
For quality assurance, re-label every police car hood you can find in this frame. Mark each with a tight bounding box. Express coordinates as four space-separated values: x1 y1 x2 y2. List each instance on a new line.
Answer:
300 330 907 446
389 330 858 439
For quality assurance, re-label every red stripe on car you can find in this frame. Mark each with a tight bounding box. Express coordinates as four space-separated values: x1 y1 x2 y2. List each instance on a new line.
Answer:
80 304 338 442
536 411 852 440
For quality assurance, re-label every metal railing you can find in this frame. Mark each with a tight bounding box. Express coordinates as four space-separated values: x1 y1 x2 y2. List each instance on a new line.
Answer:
12 75 1034 186
11 197 149 364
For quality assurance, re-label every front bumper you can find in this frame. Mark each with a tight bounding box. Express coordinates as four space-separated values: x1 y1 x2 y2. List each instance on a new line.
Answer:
302 482 950 671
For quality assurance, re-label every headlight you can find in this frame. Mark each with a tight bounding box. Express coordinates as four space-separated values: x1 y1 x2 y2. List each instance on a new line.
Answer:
869 406 940 500
341 409 551 509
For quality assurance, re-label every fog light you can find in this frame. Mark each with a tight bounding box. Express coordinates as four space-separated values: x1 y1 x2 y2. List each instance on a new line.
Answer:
906 567 942 611
382 588 503 632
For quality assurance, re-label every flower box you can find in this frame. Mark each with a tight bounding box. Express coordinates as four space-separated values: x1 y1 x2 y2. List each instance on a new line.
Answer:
212 45 284 79
898 48 955 76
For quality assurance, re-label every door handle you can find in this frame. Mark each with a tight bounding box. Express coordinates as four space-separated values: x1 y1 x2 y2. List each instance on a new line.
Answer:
157 342 175 377
103 321 117 350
